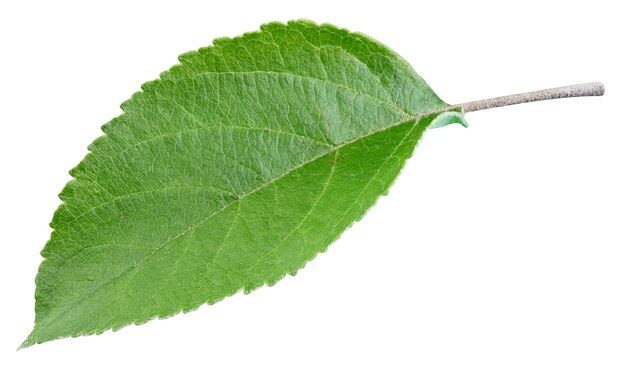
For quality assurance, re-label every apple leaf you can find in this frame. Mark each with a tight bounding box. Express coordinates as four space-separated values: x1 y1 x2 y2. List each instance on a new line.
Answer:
23 20 467 347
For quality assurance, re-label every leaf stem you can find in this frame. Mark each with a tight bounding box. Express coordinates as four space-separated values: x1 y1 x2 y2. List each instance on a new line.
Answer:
454 82 604 113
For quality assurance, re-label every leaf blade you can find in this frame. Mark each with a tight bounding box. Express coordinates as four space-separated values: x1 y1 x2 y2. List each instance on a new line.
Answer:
25 20 462 346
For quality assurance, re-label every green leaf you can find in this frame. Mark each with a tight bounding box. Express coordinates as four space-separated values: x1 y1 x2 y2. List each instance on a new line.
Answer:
23 20 466 347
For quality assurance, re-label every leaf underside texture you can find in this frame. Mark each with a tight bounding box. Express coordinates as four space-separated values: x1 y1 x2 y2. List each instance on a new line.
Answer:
24 20 465 347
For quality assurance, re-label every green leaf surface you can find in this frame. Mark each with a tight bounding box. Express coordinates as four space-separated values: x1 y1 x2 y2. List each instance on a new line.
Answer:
24 20 465 347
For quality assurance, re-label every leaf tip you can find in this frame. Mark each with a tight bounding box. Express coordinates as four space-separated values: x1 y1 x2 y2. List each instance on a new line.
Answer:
18 331 36 350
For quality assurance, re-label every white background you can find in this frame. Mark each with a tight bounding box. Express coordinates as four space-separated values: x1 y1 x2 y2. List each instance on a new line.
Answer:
1 0 624 381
